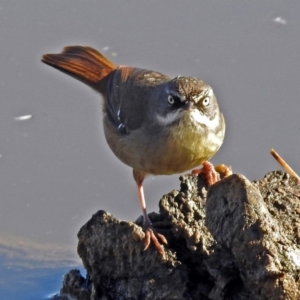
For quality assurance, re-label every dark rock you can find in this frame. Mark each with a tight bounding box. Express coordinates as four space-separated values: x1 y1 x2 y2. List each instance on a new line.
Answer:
206 173 300 299
52 171 300 300
52 269 91 300
77 210 188 300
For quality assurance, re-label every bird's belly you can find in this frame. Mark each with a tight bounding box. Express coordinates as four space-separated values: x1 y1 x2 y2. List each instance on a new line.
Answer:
146 134 216 175
104 119 221 176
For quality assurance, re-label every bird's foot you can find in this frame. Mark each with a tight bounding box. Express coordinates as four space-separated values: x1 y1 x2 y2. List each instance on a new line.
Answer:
192 161 232 185
143 217 168 255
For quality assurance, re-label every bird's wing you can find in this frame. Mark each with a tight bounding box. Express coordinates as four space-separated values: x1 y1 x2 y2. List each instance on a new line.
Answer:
105 66 169 134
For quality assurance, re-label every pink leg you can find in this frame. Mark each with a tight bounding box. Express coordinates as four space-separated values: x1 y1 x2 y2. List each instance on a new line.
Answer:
136 181 167 255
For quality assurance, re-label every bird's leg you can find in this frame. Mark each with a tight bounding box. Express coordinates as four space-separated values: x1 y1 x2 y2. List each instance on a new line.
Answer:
136 181 168 254
134 169 167 255
192 161 232 185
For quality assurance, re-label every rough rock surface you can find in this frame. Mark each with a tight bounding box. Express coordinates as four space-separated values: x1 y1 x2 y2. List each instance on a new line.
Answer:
52 171 300 300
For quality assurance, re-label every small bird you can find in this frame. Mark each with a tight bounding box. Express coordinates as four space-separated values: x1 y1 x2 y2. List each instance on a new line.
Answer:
41 46 225 255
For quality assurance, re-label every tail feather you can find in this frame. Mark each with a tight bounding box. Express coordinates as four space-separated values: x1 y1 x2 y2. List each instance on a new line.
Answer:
41 46 117 87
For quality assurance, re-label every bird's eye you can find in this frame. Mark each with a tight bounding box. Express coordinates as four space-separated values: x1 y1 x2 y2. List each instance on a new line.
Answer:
167 95 175 105
202 97 210 106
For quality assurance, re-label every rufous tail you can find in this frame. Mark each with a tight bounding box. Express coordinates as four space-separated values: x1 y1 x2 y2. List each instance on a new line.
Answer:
41 46 117 90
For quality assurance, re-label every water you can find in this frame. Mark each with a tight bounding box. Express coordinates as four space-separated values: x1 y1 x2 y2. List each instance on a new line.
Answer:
0 1 300 298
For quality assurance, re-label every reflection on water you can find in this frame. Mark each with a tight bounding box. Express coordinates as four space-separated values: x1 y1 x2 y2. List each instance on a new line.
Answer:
0 235 82 300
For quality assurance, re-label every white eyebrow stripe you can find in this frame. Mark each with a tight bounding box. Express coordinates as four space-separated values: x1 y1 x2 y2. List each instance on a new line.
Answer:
192 87 214 103
191 94 201 102
208 88 214 97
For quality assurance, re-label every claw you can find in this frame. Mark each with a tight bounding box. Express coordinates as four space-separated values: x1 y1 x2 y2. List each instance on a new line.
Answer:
144 230 151 251
192 161 219 185
143 227 167 255
192 161 231 185
142 216 168 255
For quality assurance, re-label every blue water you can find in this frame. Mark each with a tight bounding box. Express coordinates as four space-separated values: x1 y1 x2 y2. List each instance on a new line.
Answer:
0 254 84 300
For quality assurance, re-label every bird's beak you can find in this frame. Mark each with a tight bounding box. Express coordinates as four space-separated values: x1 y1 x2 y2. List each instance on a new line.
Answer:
183 100 194 110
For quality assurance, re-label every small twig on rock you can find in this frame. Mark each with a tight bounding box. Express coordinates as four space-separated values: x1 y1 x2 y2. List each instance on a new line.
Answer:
270 148 300 181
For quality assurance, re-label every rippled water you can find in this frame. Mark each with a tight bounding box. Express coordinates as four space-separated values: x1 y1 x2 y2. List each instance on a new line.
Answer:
0 235 82 299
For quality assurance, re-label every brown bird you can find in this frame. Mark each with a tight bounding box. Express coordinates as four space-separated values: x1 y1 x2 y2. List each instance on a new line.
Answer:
41 46 225 255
